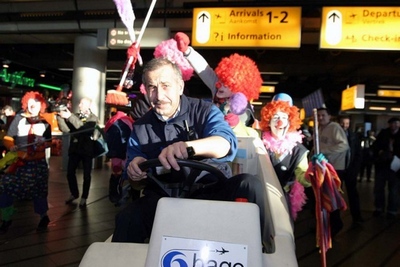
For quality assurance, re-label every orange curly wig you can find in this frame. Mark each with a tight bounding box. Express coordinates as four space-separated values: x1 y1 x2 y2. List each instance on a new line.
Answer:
214 53 262 101
260 100 302 133
21 91 47 114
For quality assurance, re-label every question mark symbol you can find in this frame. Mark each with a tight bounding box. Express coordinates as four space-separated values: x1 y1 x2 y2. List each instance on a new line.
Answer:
214 32 219 41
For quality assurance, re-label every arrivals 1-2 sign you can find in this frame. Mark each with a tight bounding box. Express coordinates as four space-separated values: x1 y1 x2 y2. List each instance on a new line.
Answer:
320 7 400 50
191 7 302 48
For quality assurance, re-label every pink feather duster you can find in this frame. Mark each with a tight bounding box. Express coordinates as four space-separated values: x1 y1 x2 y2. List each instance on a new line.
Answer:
153 38 194 81
113 0 136 42
289 180 307 221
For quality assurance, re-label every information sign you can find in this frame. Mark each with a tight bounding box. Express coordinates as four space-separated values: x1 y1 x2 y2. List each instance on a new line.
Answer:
341 84 365 111
192 7 301 48
320 7 400 50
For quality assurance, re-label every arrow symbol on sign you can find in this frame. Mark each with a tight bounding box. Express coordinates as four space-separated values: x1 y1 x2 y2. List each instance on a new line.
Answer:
198 12 209 22
328 12 340 22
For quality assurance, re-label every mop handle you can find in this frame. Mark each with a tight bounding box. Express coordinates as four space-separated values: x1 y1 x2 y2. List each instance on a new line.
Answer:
135 0 158 47
313 108 320 155
118 0 157 84
117 56 134 88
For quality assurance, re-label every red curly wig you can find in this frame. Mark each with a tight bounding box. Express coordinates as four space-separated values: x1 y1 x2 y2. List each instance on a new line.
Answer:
214 53 262 101
21 91 47 114
260 100 302 133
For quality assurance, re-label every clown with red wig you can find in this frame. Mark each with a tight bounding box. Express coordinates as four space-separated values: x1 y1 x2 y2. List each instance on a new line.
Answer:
259 94 311 220
174 32 261 137
0 91 52 233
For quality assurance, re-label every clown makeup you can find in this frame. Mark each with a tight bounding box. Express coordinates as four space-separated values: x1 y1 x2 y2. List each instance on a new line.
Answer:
27 98 42 117
215 81 233 99
270 111 289 139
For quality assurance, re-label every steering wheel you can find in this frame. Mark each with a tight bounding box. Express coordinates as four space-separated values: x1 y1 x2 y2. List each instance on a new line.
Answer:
139 158 227 198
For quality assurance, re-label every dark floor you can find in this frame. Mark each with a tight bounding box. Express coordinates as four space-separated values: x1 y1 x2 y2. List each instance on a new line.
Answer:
0 156 399 267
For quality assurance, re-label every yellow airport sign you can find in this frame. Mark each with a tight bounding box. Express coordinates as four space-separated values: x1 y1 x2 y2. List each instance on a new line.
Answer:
192 7 301 48
341 84 365 111
377 90 400 97
320 7 400 50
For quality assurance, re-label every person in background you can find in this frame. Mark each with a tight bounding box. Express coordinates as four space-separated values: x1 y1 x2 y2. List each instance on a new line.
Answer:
359 130 376 183
317 107 349 237
372 117 400 219
339 115 363 225
0 106 16 158
0 91 52 233
111 58 270 251
56 97 98 208
104 110 134 205
174 32 262 130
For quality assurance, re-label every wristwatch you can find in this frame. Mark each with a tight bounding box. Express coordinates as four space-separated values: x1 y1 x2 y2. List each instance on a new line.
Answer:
186 146 195 158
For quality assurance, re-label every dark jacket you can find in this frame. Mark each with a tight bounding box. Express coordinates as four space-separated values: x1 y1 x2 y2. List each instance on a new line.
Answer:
105 119 132 159
373 127 400 170
345 129 362 175
133 96 211 160
57 112 98 157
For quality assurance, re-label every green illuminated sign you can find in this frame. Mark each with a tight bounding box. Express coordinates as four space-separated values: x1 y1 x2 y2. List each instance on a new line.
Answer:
0 68 35 87
0 68 62 91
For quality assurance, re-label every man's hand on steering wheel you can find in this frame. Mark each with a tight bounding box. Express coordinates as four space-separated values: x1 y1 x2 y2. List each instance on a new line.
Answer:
127 156 147 182
158 141 192 171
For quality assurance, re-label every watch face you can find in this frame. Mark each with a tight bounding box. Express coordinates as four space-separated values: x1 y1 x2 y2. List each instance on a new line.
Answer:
186 146 195 158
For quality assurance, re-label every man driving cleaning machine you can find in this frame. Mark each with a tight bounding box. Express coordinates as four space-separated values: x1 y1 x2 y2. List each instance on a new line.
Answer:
112 58 270 252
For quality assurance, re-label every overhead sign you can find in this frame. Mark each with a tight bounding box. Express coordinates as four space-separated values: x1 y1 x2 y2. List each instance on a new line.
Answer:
320 7 400 50
192 7 302 48
341 84 365 111
107 28 170 49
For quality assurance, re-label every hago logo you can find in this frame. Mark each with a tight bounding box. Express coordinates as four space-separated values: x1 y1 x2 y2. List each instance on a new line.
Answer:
162 251 188 267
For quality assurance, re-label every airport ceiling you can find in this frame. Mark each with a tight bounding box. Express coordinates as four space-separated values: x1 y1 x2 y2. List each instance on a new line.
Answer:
1 0 400 112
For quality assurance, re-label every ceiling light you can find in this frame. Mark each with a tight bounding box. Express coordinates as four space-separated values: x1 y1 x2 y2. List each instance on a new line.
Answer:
262 81 279 85
378 85 400 89
365 99 397 103
391 107 400 111
2 60 10 68
260 71 284 75
369 106 386 111
40 71 46 78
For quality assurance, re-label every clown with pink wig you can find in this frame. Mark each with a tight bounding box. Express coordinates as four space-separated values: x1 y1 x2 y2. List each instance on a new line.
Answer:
259 93 311 221
174 32 261 137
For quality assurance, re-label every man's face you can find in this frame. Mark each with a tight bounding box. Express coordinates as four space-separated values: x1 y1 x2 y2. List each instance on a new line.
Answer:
215 81 233 99
4 109 12 116
269 111 289 139
340 118 350 131
145 65 184 119
27 98 41 116
317 110 331 126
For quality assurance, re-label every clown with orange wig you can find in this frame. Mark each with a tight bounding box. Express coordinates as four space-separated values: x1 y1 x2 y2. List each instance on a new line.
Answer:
175 32 261 137
259 93 310 220
0 91 52 234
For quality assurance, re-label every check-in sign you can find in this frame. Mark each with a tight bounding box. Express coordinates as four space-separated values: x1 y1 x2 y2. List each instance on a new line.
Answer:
320 7 400 50
192 7 301 48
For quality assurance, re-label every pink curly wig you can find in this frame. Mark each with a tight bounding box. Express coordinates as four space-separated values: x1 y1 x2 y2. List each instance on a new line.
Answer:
21 91 47 114
260 100 302 133
214 53 262 101
153 38 194 81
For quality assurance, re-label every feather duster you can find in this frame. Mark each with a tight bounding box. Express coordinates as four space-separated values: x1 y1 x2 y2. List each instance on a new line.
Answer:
113 0 136 42
289 180 307 221
153 38 194 81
